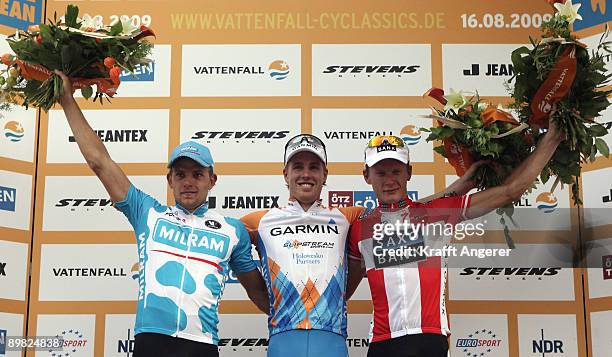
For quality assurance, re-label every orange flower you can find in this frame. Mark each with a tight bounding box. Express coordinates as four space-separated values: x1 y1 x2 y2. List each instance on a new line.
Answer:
28 25 40 32
1 53 13 65
109 66 121 84
104 57 116 69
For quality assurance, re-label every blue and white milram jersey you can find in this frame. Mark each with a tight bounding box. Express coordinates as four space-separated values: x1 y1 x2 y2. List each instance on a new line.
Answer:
115 184 256 345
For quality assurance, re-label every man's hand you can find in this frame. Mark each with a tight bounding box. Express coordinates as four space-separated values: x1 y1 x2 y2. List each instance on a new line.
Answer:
54 70 75 107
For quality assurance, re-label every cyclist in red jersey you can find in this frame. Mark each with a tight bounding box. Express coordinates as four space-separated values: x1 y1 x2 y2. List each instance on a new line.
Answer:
347 121 563 357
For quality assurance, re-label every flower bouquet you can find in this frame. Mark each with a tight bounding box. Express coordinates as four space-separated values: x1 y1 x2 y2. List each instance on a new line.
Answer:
423 87 534 248
508 0 611 204
0 4 155 111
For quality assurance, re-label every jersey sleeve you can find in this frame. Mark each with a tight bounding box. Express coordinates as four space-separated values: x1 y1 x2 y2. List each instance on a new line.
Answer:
240 210 268 244
225 217 257 274
348 221 364 261
338 206 365 224
421 194 472 225
114 184 159 230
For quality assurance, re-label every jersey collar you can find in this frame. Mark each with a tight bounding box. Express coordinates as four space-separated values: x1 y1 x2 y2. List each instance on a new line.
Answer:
379 196 413 212
176 200 209 216
287 198 323 213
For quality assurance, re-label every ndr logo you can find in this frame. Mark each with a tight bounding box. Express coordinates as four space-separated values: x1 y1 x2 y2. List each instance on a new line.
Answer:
532 329 564 355
119 62 154 82
328 190 419 209
0 185 16 212
117 328 135 356
3 120 24 142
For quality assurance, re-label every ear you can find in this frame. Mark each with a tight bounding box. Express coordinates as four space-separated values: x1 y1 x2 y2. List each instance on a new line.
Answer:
407 163 412 181
323 167 329 185
166 171 173 188
363 166 371 184
283 167 289 185
209 173 218 189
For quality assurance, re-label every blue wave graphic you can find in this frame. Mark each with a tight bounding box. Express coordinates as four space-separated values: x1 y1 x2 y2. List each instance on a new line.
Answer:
402 135 421 145
270 70 289 80
5 132 24 142
537 203 557 213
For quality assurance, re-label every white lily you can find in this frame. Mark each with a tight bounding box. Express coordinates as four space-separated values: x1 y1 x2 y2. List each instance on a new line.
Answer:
554 0 582 24
119 17 137 35
477 101 490 111
443 89 468 114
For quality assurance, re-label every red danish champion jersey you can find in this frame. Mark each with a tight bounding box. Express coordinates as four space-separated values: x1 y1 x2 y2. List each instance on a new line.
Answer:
348 195 471 342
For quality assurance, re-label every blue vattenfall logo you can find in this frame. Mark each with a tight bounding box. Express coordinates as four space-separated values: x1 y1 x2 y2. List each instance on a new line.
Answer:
572 0 608 31
0 185 16 212
120 62 155 82
0 0 43 30
153 219 230 258
0 329 6 354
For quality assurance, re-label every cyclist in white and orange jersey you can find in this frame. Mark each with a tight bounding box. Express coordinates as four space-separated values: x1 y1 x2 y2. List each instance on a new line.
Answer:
241 134 478 357
347 128 563 357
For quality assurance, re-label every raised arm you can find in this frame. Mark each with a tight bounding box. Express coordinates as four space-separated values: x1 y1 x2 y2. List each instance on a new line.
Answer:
465 123 563 219
417 161 486 203
55 70 130 202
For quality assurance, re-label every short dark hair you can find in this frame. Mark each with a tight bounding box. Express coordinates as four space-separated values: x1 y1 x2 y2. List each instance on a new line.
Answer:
168 166 214 176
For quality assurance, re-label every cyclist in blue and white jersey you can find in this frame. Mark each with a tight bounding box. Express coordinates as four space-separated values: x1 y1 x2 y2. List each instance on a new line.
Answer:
55 70 269 357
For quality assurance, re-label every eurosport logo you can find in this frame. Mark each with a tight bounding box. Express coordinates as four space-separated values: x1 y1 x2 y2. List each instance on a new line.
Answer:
68 129 148 143
455 329 502 357
0 185 16 212
3 120 24 142
572 0 607 31
322 64 421 77
603 255 612 280
51 329 89 357
193 59 290 81
119 62 155 82
460 267 561 281
328 190 419 209
532 329 564 355
0 0 43 30
207 195 280 210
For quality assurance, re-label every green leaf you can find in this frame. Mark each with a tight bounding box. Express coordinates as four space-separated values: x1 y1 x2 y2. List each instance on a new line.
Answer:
588 124 608 137
595 138 610 158
433 145 446 156
81 85 93 99
65 5 79 28
589 144 597 162
540 168 550 184
110 21 123 36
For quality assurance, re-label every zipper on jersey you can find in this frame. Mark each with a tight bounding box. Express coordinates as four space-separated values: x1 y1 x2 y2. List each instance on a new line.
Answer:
174 211 194 337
